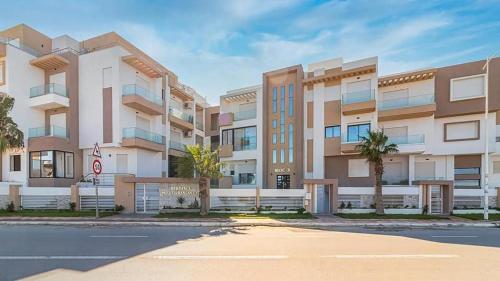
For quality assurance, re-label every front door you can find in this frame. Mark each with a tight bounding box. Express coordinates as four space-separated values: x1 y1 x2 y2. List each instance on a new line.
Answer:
135 184 160 213
277 175 290 189
430 186 443 214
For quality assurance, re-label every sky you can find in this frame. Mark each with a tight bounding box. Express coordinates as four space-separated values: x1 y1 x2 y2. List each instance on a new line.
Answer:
1 0 499 104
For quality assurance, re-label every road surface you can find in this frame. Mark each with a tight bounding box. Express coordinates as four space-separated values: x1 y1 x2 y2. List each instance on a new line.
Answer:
0 225 499 280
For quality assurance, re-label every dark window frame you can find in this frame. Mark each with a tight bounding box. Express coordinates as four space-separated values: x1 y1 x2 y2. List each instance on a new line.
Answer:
9 155 21 172
347 123 371 142
325 125 341 138
221 126 257 151
29 150 74 179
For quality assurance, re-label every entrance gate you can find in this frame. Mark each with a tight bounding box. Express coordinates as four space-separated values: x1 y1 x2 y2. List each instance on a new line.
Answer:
430 186 443 214
135 184 160 213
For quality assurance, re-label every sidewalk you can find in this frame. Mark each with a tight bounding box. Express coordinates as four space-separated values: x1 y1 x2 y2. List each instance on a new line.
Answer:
0 214 498 228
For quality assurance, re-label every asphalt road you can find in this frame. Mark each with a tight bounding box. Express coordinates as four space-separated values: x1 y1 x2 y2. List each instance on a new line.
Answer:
0 225 499 280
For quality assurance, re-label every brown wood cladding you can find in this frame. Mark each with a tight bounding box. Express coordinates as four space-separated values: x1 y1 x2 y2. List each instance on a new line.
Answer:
103 87 113 143
307 102 314 128
307 140 313 172
325 156 375 187
435 58 500 118
324 100 341 126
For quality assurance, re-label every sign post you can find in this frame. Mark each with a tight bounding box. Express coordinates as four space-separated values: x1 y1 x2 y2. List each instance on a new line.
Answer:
92 143 102 219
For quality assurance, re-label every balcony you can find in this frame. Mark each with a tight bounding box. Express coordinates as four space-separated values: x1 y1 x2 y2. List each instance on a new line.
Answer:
122 127 164 152
219 144 233 158
29 84 69 110
387 134 426 153
195 121 204 131
122 84 163 115
378 94 435 121
233 110 256 121
28 125 69 139
169 107 194 131
341 89 376 115
169 140 186 152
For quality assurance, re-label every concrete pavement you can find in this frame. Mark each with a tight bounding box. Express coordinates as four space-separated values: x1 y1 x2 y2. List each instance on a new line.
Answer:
0 225 499 280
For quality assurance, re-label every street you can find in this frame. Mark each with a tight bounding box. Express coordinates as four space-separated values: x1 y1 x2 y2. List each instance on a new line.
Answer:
0 225 499 280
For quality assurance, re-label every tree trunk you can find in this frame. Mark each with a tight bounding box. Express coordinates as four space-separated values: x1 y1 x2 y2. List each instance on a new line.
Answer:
375 163 385 215
199 177 210 215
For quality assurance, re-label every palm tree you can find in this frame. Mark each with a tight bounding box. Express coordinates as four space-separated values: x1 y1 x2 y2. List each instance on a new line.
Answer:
175 144 224 215
0 94 24 180
356 130 398 215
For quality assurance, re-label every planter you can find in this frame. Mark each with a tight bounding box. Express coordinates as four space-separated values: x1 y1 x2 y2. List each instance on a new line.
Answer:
160 208 200 213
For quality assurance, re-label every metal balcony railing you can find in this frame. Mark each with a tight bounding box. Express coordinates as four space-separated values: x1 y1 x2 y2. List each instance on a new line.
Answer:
28 125 69 139
30 83 68 98
122 127 164 144
122 84 163 106
378 94 434 110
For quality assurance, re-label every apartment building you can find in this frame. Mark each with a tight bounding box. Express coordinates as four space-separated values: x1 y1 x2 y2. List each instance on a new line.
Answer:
216 56 499 214
0 24 210 188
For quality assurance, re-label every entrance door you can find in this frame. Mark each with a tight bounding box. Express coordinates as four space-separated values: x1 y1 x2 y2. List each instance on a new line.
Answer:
430 186 443 214
135 184 160 213
277 175 290 189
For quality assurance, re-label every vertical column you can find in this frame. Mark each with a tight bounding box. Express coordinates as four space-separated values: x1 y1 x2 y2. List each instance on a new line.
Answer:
114 175 135 213
70 184 80 211
8 184 21 211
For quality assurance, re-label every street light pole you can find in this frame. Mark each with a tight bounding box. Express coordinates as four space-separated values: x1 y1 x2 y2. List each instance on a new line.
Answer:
482 53 497 220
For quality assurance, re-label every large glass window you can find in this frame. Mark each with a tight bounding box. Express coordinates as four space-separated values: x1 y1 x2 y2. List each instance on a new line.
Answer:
288 84 294 117
325 125 341 138
280 86 285 113
30 151 74 178
280 149 285 164
347 123 370 142
272 133 277 144
289 124 294 163
223 126 256 151
239 173 256 185
272 87 277 113
272 119 277 129
280 124 285 144
272 149 277 164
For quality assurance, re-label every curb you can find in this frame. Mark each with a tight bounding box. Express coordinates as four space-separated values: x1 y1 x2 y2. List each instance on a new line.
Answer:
0 220 498 228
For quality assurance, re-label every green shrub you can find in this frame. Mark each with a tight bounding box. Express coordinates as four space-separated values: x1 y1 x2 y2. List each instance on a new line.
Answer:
297 207 306 214
347 201 352 209
69 202 76 211
188 198 199 209
339 201 346 209
115 205 125 212
7 201 15 212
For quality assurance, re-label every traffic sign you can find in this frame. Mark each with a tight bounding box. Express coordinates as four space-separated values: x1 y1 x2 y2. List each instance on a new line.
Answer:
92 159 102 175
92 143 102 158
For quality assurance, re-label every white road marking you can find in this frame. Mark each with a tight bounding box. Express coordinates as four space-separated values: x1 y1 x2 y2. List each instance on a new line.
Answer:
323 254 459 259
431 235 479 238
90 235 149 238
152 255 289 260
0 256 126 260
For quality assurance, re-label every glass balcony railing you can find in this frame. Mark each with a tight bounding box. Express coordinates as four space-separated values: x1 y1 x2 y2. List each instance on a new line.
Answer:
195 121 204 131
169 140 186 152
28 125 69 139
30 83 67 98
122 84 163 106
233 110 257 121
342 89 375 105
169 107 194 124
387 134 425 145
122 127 164 144
0 36 40 57
378 94 434 111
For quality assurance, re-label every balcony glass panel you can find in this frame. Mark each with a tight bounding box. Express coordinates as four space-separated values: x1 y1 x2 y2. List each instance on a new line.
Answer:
387 134 425 145
169 107 193 123
169 140 186 151
28 125 69 139
30 83 67 98
233 110 257 121
379 94 434 110
122 127 164 144
122 84 163 106
342 89 375 105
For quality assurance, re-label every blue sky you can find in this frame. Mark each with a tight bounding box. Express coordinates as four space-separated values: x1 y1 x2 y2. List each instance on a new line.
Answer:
1 0 499 104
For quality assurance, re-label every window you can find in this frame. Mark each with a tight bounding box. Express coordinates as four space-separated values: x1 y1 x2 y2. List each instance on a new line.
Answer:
454 168 480 175
280 149 285 164
444 121 479 141
325 125 341 138
288 84 294 116
272 87 277 113
415 161 436 180
9 155 21 172
29 151 74 178
239 173 256 185
347 123 370 142
289 124 294 163
494 161 500 174
451 74 485 101
280 124 285 144
272 119 277 129
272 133 277 144
348 159 369 177
223 126 257 151
272 149 277 164
116 154 128 174
455 179 481 188
280 86 285 113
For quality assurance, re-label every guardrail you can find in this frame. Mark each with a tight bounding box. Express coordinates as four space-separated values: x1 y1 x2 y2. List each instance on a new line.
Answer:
30 83 68 98
342 89 375 105
28 125 69 139
169 107 194 123
122 127 164 144
122 84 163 106
378 94 434 110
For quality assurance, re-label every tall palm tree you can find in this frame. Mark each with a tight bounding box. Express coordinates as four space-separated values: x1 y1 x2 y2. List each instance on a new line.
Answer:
356 130 398 215
175 144 224 215
0 94 24 180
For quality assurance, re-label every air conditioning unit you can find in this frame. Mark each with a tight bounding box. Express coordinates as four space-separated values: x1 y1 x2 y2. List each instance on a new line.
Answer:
183 102 192 109
184 130 193 137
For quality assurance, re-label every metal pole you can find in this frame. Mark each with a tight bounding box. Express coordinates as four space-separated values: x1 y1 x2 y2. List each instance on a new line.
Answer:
483 58 490 220
94 175 100 219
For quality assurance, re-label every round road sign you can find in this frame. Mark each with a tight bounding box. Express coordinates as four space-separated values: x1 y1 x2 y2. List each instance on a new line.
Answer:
92 159 103 175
